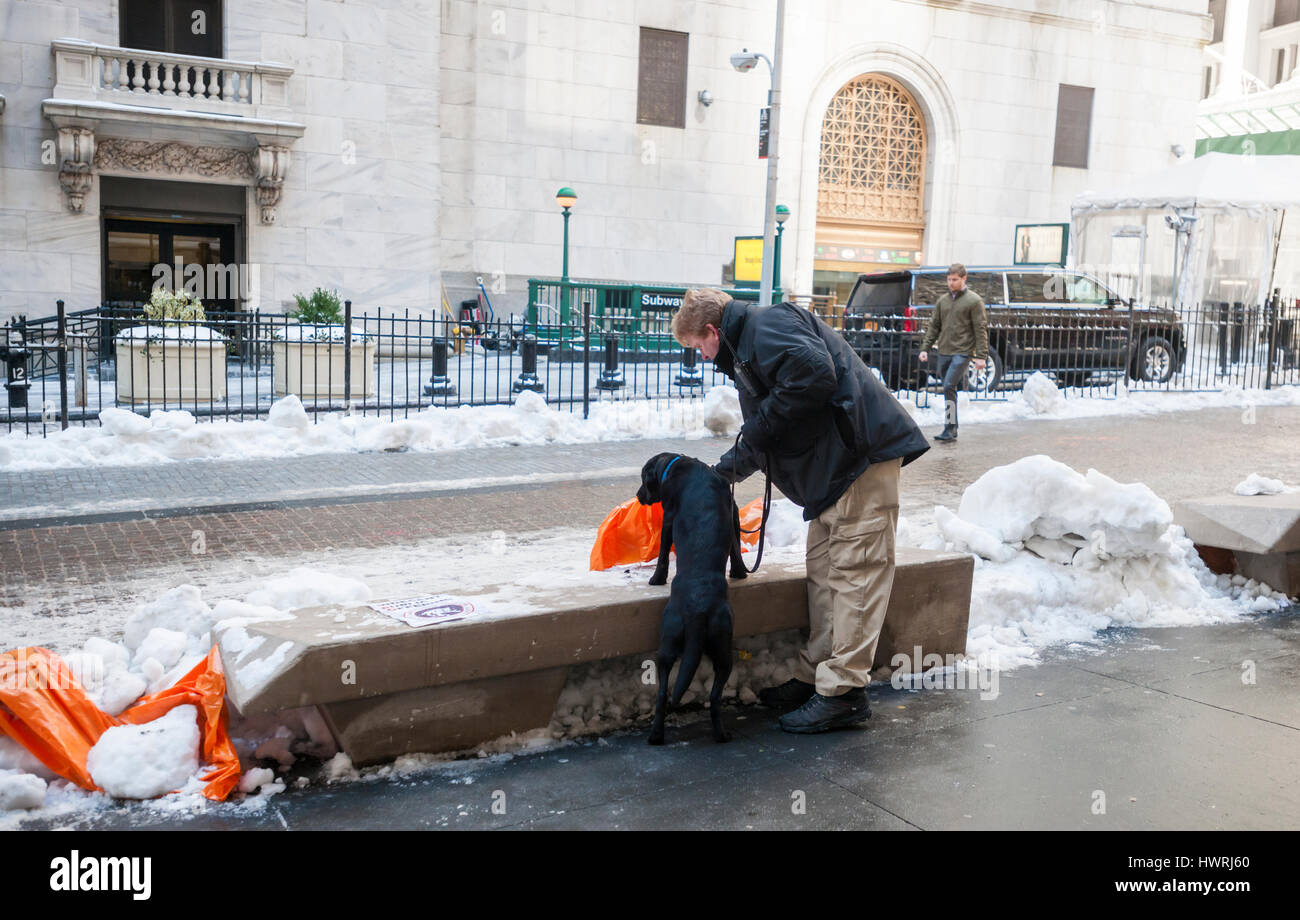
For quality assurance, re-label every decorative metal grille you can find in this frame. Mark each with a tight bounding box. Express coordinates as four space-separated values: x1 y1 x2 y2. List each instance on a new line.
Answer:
818 74 927 225
637 28 688 129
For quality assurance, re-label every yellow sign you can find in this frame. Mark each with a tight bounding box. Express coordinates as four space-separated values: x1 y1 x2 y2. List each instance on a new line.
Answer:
733 236 764 284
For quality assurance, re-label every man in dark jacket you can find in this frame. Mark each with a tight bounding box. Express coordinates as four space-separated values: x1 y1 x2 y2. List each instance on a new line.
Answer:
671 289 929 733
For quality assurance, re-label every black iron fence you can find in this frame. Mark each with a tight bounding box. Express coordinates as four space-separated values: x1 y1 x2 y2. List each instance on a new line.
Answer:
3 294 1297 435
822 291 1300 400
1 300 737 435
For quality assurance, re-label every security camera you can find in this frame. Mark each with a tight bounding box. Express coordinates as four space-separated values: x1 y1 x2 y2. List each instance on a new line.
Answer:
1170 143 1186 158
698 89 714 107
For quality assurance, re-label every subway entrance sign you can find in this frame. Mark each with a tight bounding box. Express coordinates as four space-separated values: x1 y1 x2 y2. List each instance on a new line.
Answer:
525 278 759 355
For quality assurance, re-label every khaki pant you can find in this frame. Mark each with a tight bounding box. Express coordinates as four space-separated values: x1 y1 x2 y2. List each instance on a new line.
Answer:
797 457 901 697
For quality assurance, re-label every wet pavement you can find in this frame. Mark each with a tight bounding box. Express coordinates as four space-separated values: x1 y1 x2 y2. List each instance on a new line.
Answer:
16 610 1300 831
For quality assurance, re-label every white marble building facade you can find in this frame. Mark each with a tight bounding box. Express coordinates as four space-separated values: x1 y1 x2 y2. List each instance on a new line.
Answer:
1 0 440 319
1 0 1211 322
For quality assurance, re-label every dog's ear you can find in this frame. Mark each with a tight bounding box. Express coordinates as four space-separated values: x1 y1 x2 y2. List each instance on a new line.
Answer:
638 454 665 504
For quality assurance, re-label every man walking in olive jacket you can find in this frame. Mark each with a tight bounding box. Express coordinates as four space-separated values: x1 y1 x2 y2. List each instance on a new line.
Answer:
918 263 989 441
672 289 929 734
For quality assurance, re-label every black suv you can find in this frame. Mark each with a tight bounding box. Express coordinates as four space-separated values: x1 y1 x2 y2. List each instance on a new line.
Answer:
841 267 1187 391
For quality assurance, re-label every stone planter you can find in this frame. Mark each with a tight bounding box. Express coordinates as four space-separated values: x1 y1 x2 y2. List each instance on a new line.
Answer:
272 325 376 399
114 326 227 403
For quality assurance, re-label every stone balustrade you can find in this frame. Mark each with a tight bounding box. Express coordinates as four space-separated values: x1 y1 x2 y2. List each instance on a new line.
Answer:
43 39 303 220
50 39 293 119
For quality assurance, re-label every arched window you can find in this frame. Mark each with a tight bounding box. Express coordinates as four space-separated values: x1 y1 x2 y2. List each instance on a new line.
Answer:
818 74 926 225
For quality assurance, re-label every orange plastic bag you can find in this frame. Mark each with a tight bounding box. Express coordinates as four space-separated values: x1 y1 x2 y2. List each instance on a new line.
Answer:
0 645 241 801
590 498 664 570
589 496 766 571
738 497 764 548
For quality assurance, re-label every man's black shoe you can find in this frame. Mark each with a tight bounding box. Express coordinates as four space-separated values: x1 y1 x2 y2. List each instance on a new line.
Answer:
778 687 871 733
934 425 957 442
758 678 816 708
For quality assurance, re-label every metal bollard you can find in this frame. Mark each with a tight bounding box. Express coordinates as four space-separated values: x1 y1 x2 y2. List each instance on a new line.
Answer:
596 334 625 390
511 334 545 393
674 344 703 387
1217 301 1229 375
1 324 31 409
423 336 456 396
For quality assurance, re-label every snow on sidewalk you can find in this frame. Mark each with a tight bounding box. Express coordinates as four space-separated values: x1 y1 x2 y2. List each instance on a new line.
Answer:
1 455 1294 827
0 388 739 472
3 374 1298 472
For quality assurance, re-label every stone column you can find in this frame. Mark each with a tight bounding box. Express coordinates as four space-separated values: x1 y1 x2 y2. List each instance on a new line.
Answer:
1217 0 1268 98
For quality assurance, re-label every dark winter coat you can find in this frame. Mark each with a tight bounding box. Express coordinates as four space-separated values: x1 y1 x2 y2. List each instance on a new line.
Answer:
713 299 930 521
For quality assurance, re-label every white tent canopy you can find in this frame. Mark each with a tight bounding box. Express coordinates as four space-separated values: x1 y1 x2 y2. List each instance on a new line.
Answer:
1070 153 1300 311
1073 152 1300 212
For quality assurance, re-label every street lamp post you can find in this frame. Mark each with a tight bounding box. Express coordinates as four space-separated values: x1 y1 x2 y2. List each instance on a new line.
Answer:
730 0 786 307
773 204 789 302
555 187 577 327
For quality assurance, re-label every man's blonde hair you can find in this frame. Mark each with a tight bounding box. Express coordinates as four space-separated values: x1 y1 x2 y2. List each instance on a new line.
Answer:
672 288 730 345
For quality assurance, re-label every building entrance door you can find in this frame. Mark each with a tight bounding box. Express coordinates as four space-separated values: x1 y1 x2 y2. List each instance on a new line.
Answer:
103 217 239 312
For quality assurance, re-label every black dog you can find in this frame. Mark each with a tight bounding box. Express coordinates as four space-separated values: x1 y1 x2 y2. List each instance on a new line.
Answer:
636 452 748 745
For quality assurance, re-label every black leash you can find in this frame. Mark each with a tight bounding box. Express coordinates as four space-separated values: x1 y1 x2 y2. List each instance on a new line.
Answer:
726 432 772 575
714 323 773 575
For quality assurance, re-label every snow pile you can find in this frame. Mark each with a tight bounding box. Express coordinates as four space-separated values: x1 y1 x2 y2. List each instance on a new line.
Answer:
86 705 201 799
906 381 1300 429
930 455 1294 668
7 380 1300 472
0 388 729 471
99 407 153 437
702 385 742 436
761 498 810 547
270 323 371 343
1019 371 1065 414
114 324 226 343
1234 473 1296 495
243 567 372 611
268 394 310 430
0 736 55 779
0 771 47 811
0 566 365 823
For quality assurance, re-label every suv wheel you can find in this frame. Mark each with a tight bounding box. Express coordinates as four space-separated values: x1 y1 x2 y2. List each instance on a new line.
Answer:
1130 335 1176 384
965 346 1003 393
1057 371 1092 388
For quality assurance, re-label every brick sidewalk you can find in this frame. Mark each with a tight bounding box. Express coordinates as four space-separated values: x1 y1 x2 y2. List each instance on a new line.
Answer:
3 406 1299 605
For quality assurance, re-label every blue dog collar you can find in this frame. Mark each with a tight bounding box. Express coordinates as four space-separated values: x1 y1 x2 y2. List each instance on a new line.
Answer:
661 455 682 483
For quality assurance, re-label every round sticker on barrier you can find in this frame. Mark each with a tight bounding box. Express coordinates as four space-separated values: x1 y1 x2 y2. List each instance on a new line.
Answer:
369 594 484 628
412 600 475 620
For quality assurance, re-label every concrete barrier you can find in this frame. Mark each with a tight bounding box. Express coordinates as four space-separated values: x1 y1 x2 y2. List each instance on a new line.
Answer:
221 548 974 765
1175 492 1300 597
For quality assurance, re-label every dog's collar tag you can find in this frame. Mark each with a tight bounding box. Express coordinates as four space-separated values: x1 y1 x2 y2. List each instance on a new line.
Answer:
661 455 681 483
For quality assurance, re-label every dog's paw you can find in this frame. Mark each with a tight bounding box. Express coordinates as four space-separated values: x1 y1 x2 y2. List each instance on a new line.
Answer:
648 572 667 586
729 568 748 580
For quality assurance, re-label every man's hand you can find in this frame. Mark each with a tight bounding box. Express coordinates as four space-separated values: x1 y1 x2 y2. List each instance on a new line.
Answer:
974 358 987 371
918 350 928 363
